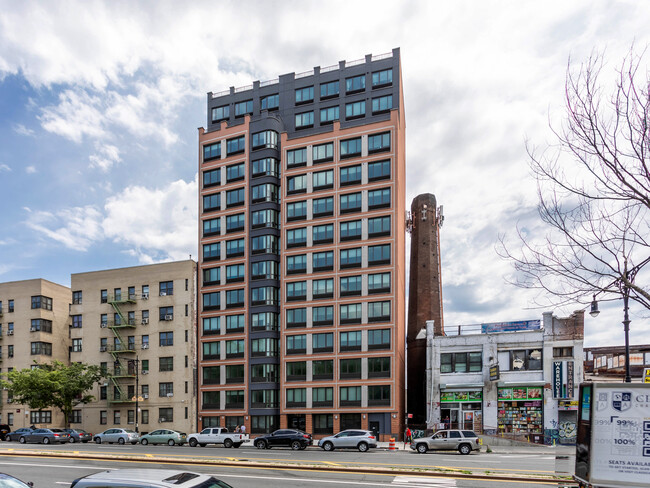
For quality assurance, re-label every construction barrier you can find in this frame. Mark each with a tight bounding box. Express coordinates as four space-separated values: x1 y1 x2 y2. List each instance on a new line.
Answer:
389 437 396 450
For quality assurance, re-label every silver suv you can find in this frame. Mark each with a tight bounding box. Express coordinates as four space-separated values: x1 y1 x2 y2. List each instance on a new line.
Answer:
70 469 232 488
318 429 378 452
410 429 481 455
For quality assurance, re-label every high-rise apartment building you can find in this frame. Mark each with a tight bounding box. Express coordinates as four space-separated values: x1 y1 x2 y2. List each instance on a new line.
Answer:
198 48 406 438
70 261 197 434
0 279 71 428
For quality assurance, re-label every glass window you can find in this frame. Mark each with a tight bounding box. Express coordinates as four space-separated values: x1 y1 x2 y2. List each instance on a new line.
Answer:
372 69 393 87
286 254 307 274
203 142 221 161
252 234 279 254
313 223 333 243
312 387 333 406
295 111 314 128
251 183 279 203
287 147 307 167
286 334 307 354
320 80 339 99
203 292 220 311
340 359 362 379
313 360 333 380
340 275 361 296
252 209 279 229
286 227 307 248
368 132 391 153
312 251 333 271
368 301 391 322
251 312 279 331
372 95 393 114
295 86 314 104
313 142 334 163
203 168 221 188
340 220 362 241
286 388 306 407
234 99 253 117
261 94 279 110
320 106 339 124
368 272 391 293
225 238 245 257
368 188 391 209
368 385 390 405
368 329 391 349
226 163 245 182
203 266 220 285
340 137 362 158
340 303 362 324
203 218 220 237
345 101 366 119
202 342 220 360
226 187 245 207
251 286 279 305
251 338 278 358
286 308 307 328
203 242 220 261
226 339 245 358
159 332 173 347
226 264 245 283
340 164 361 186
251 260 279 280
313 306 333 326
368 159 391 181
252 157 280 177
340 192 362 213
346 75 366 93
340 247 362 268
368 357 391 378
226 213 245 232
287 201 307 221
368 216 391 237
368 243 391 265
287 174 307 194
312 198 333 217
227 136 246 155
313 170 333 190
286 281 307 301
203 192 221 212
211 105 230 123
312 278 333 298
312 333 333 352
252 130 278 150
202 317 220 335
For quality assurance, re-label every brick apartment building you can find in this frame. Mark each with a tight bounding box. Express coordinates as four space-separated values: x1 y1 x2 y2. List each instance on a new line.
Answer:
198 48 406 438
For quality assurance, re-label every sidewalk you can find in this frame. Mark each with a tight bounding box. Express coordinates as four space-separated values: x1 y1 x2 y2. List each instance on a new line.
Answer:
375 440 575 455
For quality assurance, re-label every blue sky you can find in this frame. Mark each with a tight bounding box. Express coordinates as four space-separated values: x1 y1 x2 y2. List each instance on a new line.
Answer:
0 0 649 347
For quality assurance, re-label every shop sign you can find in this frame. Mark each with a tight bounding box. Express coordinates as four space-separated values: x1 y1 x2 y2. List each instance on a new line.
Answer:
644 368 650 384
489 364 500 381
553 360 574 399
553 361 563 398
498 386 542 401
440 390 482 402
558 400 579 411
481 320 541 334
567 361 574 398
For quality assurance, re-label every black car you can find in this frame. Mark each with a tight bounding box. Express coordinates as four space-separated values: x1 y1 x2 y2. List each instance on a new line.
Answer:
0 425 10 441
63 429 92 443
5 428 33 442
253 429 312 450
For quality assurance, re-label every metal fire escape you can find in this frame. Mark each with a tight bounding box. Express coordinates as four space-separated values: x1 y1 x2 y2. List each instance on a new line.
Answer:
107 291 137 404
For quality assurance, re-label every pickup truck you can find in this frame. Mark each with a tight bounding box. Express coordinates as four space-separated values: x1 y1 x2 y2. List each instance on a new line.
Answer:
187 427 248 448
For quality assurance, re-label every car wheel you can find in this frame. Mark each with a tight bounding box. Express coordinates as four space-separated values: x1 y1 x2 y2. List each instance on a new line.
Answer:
322 441 334 452
416 443 428 454
291 440 302 450
357 442 369 452
233 443 241 448
141 438 148 445
224 438 233 448
168 439 175 446
189 438 198 447
118 437 125 445
458 443 471 455
255 439 267 449
43 437 50 445
95 437 102 444
19 437 26 444
69 437 76 443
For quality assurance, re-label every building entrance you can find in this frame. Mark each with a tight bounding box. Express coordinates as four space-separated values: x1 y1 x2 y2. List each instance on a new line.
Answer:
440 390 483 432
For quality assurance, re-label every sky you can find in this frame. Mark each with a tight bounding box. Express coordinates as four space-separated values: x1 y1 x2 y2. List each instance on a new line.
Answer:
0 0 648 347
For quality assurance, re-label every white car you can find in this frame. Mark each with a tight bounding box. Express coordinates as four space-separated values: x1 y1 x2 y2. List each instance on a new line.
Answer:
187 427 247 448
318 429 378 452
93 428 140 445
70 469 233 488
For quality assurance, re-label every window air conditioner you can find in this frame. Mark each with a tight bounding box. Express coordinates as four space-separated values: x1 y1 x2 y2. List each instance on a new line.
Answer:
100 346 107 352
141 344 149 350
142 293 149 300
30 327 36 332
164 314 173 321
158 417 166 422
101 323 107 328
166 393 174 397
142 370 149 375
143 394 149 399
141 318 149 325
7 331 13 335
160 291 167 296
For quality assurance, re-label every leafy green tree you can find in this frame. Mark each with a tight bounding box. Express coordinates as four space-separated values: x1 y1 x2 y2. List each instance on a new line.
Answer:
2 361 104 427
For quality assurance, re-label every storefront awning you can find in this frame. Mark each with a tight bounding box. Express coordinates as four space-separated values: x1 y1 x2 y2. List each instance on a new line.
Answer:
439 383 484 390
497 380 546 387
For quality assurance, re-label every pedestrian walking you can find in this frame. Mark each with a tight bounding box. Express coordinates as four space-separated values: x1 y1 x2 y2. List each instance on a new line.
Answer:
405 426 412 446
240 424 246 434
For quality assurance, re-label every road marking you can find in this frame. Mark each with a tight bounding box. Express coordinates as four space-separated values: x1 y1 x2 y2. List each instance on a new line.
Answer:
391 477 456 487
322 461 340 466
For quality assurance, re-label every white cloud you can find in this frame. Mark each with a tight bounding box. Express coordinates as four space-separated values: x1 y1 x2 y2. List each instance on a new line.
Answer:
38 90 107 143
25 165 36 174
25 206 104 251
12 123 35 136
0 163 10 172
89 143 121 172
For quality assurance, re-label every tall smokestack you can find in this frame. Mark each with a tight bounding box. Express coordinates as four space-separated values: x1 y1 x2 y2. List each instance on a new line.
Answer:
407 193 444 424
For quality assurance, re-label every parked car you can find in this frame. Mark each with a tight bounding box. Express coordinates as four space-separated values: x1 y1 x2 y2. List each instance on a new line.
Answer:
139 429 187 446
318 429 377 452
5 428 33 442
19 428 70 444
0 425 11 441
186 427 247 448
70 468 233 488
253 429 312 450
0 473 34 487
63 429 92 443
410 429 482 455
93 428 140 445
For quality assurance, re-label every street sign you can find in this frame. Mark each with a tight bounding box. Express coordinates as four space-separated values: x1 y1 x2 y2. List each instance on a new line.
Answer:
644 368 650 383
489 364 499 381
